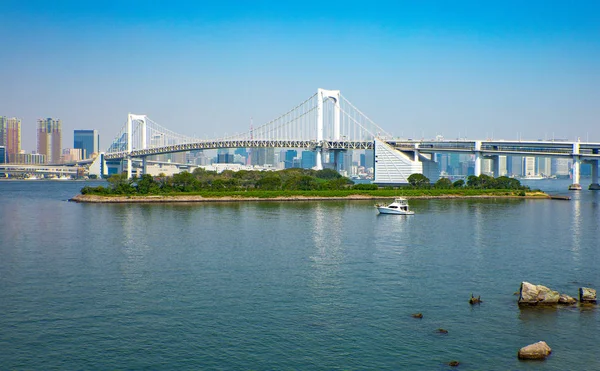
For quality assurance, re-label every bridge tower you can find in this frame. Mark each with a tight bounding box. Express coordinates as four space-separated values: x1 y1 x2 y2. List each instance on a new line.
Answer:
125 114 147 178
316 88 341 170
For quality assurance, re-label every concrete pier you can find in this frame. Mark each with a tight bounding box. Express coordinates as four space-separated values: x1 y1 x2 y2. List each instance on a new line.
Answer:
590 159 599 190
569 142 581 191
474 141 482 176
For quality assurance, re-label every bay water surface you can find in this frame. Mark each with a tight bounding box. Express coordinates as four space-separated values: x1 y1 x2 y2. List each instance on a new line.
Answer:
0 179 599 370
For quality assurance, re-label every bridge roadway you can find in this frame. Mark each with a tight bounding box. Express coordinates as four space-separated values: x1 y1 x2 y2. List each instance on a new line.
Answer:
390 139 600 158
104 138 600 160
103 139 374 160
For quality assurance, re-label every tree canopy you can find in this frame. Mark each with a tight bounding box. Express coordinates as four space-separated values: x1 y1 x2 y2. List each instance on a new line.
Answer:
81 168 360 195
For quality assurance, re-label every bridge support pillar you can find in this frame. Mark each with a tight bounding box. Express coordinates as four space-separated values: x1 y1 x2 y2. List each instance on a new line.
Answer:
142 157 148 176
474 141 482 177
126 158 132 179
569 142 582 190
333 151 340 171
589 159 599 190
492 155 500 177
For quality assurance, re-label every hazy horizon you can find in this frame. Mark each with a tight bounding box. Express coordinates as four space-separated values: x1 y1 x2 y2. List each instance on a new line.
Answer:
2 0 599 152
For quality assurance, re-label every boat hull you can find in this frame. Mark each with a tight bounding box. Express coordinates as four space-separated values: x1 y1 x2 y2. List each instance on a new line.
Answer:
377 207 414 215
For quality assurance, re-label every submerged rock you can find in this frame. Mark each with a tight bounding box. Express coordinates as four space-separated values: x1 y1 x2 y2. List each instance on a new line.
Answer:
469 294 482 305
579 287 597 304
436 328 448 334
411 313 423 319
448 360 460 367
518 341 552 360
518 282 560 306
558 294 577 305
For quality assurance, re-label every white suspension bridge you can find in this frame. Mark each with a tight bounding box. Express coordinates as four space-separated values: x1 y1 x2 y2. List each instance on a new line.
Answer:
6 88 597 190
103 89 388 175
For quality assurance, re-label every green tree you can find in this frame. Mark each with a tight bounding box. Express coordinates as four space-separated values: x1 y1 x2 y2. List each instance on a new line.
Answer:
407 173 430 188
495 176 522 189
172 171 198 192
136 174 159 194
107 173 134 194
324 177 353 190
256 175 282 190
284 175 319 190
478 174 495 189
315 168 341 180
466 175 480 188
452 179 465 188
434 177 453 189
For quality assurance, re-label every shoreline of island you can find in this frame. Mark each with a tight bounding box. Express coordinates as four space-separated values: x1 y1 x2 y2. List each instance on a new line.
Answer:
69 192 550 203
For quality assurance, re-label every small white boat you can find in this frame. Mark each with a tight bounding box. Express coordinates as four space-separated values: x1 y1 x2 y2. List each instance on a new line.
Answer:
375 198 415 215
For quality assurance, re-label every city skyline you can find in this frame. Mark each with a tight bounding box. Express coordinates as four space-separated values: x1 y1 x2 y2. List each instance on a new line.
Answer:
2 1 599 152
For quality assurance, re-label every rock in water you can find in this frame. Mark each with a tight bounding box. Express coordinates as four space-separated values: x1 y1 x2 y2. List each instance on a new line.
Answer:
448 360 460 367
411 313 423 319
579 287 597 304
436 328 448 334
518 282 560 306
558 294 577 305
518 341 552 360
469 294 482 305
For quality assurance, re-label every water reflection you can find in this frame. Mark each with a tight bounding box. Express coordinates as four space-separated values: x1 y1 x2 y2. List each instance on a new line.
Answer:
118 206 151 291
472 202 484 254
571 195 582 261
373 213 413 255
308 203 344 289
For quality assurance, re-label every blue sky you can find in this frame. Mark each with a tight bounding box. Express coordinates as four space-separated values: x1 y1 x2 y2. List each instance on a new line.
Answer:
1 0 599 151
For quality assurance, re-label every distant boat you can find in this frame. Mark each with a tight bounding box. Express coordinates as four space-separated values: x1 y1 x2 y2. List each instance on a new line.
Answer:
520 175 545 180
25 175 40 180
375 198 415 215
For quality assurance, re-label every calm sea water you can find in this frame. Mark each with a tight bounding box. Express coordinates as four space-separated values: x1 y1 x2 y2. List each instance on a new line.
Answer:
0 179 599 370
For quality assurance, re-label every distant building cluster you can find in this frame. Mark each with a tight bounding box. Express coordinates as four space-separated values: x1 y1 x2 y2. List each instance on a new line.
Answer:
188 148 375 179
0 115 99 165
108 147 377 179
435 153 583 179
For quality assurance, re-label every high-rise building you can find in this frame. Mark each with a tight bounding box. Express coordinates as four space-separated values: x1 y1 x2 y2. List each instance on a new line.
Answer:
509 156 523 177
37 118 62 163
342 152 354 174
217 153 234 163
234 147 247 164
62 148 83 162
537 157 552 177
551 158 569 177
364 150 374 170
498 156 507 176
0 146 5 164
482 158 492 176
0 117 21 162
284 150 297 169
9 153 45 164
73 129 99 159
301 150 316 169
0 117 5 148
252 148 275 166
523 156 536 177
